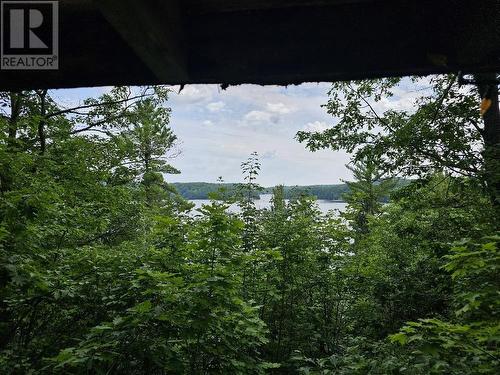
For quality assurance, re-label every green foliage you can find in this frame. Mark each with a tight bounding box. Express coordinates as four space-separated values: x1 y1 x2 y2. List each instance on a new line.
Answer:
41 204 271 374
117 98 179 176
238 152 263 254
1 75 498 374
296 75 484 179
342 154 397 234
390 236 500 374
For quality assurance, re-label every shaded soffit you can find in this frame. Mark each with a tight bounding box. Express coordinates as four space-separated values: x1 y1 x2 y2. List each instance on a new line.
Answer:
0 0 499 90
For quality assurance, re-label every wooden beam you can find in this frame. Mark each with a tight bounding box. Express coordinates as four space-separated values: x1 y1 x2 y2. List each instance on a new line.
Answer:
95 0 188 82
0 0 498 90
184 0 378 15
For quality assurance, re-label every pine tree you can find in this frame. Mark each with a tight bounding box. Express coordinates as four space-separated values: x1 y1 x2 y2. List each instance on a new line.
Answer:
343 155 396 234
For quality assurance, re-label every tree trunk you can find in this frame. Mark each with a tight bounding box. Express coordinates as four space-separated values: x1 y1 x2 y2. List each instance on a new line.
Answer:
7 93 20 149
474 73 500 207
1 93 22 193
37 90 48 155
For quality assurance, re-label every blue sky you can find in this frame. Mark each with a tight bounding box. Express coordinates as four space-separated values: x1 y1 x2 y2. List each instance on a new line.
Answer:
52 83 352 186
166 83 351 186
53 80 423 186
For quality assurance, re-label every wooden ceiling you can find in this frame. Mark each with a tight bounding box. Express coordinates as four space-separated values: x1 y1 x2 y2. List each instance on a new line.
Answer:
0 0 499 90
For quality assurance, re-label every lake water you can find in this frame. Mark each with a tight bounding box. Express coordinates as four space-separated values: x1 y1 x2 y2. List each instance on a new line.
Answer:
190 194 347 214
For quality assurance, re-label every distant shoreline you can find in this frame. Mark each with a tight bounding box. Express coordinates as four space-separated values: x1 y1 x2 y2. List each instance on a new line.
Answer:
172 182 351 201
172 180 409 201
187 195 348 203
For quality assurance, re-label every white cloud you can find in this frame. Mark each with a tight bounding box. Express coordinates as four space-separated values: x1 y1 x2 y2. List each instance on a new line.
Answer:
240 102 295 127
166 83 352 185
54 78 438 186
266 102 294 114
206 101 226 112
303 121 330 133
174 85 214 104
262 150 278 160
53 83 355 185
243 110 279 124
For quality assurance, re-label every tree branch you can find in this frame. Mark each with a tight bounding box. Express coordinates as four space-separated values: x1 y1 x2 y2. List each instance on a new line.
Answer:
46 93 150 119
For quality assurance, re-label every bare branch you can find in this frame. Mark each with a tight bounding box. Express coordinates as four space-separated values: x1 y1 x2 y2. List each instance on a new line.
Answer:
46 93 150 119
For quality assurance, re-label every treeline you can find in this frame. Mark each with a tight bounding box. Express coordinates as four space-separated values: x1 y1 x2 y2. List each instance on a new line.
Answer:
173 181 408 201
173 182 242 199
268 183 349 200
172 182 350 200
266 180 409 201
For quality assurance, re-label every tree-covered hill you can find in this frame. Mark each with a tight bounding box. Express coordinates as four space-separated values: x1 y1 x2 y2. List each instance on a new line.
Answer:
172 180 409 201
172 182 352 200
172 182 239 199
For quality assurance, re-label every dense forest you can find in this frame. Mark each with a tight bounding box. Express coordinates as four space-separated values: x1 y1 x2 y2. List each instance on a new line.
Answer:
0 75 499 374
